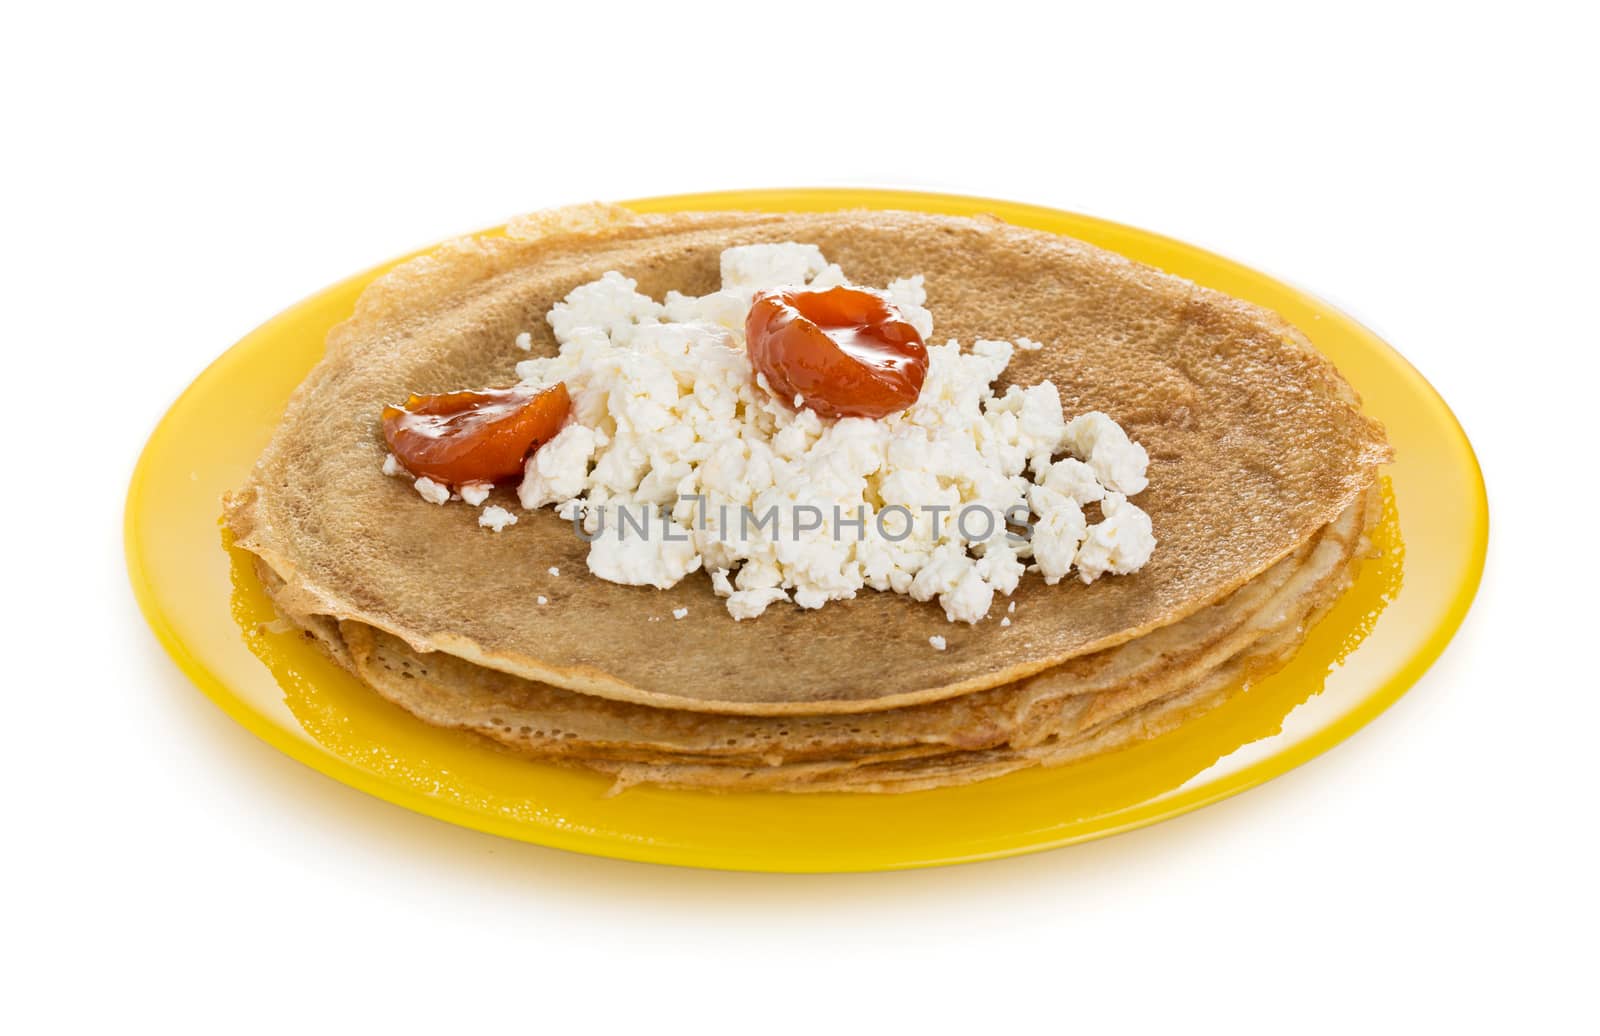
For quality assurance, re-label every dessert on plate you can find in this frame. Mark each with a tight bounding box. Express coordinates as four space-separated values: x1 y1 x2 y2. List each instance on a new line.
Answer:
225 204 1391 792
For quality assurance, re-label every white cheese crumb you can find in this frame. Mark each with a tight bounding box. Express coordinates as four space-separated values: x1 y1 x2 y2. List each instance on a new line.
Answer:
381 453 403 477
536 594 548 605
1016 381 1069 473
720 242 828 297
459 482 493 507
1042 457 1106 504
808 263 849 290
1000 617 1012 627
546 270 663 347
1008 601 1016 614
1065 411 1150 495
929 635 947 651
413 476 450 505
939 565 995 625
1032 498 1089 585
519 424 600 509
586 510 702 590
662 288 747 331
672 607 688 620
515 331 533 351
478 505 517 531
548 566 561 577
885 275 934 340
726 587 790 621
1075 492 1157 583
1016 336 1044 352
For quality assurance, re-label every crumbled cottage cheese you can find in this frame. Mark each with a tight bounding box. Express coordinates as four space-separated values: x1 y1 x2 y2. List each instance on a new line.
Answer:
413 476 451 505
725 586 789 621
1064 412 1150 496
1074 492 1157 581
479 505 517 532
496 242 1156 622
381 242 1156 620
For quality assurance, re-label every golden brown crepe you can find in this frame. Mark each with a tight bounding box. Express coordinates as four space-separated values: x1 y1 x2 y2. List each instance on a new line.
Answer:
225 205 1391 721
241 488 1374 792
327 497 1363 763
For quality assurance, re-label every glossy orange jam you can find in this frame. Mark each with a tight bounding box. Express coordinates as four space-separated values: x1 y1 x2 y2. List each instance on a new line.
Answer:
381 382 570 486
745 285 928 419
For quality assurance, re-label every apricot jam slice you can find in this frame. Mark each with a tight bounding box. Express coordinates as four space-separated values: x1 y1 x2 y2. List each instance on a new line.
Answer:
381 382 571 486
745 285 928 419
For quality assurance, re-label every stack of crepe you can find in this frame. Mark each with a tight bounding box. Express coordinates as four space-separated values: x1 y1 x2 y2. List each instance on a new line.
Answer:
225 205 1391 793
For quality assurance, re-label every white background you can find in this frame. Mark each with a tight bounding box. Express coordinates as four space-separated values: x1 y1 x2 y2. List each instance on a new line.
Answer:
5 2 1595 1031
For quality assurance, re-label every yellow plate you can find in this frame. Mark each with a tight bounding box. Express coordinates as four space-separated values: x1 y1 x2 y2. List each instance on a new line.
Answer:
126 188 1486 872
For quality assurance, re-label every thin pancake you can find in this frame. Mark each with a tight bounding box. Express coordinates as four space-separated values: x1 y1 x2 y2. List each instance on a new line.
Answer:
320 493 1369 782
226 204 1390 714
589 495 1377 792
